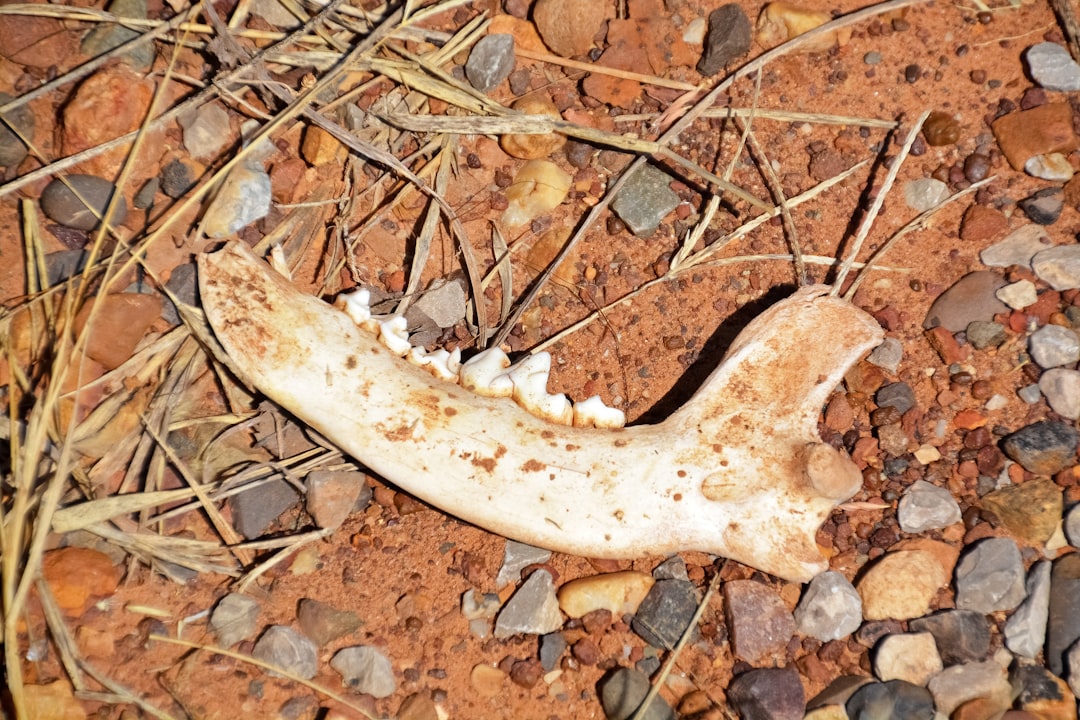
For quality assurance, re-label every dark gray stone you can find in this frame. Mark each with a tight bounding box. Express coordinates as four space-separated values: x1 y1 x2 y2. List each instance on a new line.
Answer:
1011 664 1072 709
161 261 198 324
611 164 680 238
599 667 674 720
966 320 1007 350
696 4 752 76
229 478 301 539
875 382 916 414
1047 552 1080 676
210 593 260 647
954 537 1026 614
465 34 515 93
846 680 935 720
133 177 158 210
923 271 1007 332
44 249 89 286
41 175 128 231
539 631 566 672
728 666 805 720
1002 420 1078 475
252 626 318 680
80 0 153 70
1021 187 1065 225
494 569 563 638
909 610 991 665
631 579 699 650
652 556 689 582
1004 560 1052 658
160 158 198 199
297 598 362 647
0 92 35 168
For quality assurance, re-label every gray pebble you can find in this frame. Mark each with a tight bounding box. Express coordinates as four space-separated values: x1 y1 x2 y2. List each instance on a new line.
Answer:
297 597 362 647
305 469 369 530
927 661 1010 717
495 540 552 589
1038 368 1080 420
793 570 862 642
180 103 232 161
461 588 500 638
41 174 128 231
1047 553 1080 676
898 480 961 533
599 667 674 720
1004 560 1052 658
203 160 272 237
44 249 90 286
632 579 699 650
652 555 689 582
866 337 902 373
1066 503 1080 546
612 164 680 238
160 158 199 199
229 478 300 539
903 177 948 212
875 382 916 414
1068 641 1080 697
923 271 1007 332
955 537 1027 614
1026 41 1080 91
252 626 318 680
465 34 515 93
1020 187 1064 225
696 4 752 76
846 680 934 720
966 320 1007 350
0 92 35 168
1029 323 1080 368
210 593 261 647
1002 420 1078 475
330 645 396 698
980 224 1053 268
133 177 158 210
1033 244 1080 291
728 666 805 720
80 0 153 70
413 277 467 329
910 610 991 665
995 279 1038 310
494 569 563 638
1019 382 1044 404
539 631 567 672
863 51 883 65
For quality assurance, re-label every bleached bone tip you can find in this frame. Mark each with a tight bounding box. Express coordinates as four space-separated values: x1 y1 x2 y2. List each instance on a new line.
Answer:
407 347 462 382
508 353 573 425
338 288 373 326
573 395 626 429
460 347 514 397
269 245 291 280
804 442 864 500
378 316 411 356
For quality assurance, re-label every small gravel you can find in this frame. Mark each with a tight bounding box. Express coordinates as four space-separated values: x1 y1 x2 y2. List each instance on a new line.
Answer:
465 34 515 93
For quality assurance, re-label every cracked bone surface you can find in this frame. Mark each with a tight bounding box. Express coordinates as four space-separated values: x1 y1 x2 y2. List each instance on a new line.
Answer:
198 241 884 582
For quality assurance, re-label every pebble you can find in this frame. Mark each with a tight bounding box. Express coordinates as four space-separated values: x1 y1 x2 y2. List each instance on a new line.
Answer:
599 667 674 720
755 3 850 53
41 547 121 614
846 680 935 720
0 92 35 168
501 159 572 227
1005 560 1052 658
967 321 1008 350
210 593 261 647
41 175 128 231
898 480 962 533
75 292 161 370
996 280 1038 310
910 610 991 665
1025 152 1075 182
980 478 1064 544
557 570 654 618
1034 244 1080 290
1019 383 1045 404
1066 504 1080 546
461 589 501 640
723 579 795 662
180 103 232 161
61 64 155 176
875 382 916 414
297 598 362 647
922 111 962 146
252 626 318 680
1026 42 1080 91
992 102 1080 171
465 34 515 93
857 550 947 620
44 249 90 286
727 666 805 720
923 271 1007 332
981 224 1053 268
866 337 903 373
494 569 563 638
632 579 699 651
304 469 368 530
1047 553 1080 676
903 177 949 212
469 663 506 698
1011 664 1078 719
331 645 396 698
793 571 863 642
1001 420 1078 475
611 164 681 238
397 692 439 720
80 0 153 70
960 204 1007 243
1030 324 1080 368
412 278 467 329
495 540 552 589
532 0 605 57
652 556 689 582
863 50 882 65
1020 187 1064 225
955 537 1027 614
873 632 942 685
230 478 300 538
159 158 199 199
696 4 752 76
539 631 567 671
927 661 1011 717
203 155 272 238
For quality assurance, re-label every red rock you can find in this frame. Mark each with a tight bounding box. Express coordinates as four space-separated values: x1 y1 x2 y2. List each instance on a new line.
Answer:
960 204 1009 243
22 679 87 720
954 409 988 430
724 579 796 663
488 15 548 54
74 293 163 370
824 395 855 431
582 20 649 107
0 14 79 69
533 0 607 57
1024 290 1061 326
992 103 1080 171
41 547 121 614
62 65 156 177
926 326 970 364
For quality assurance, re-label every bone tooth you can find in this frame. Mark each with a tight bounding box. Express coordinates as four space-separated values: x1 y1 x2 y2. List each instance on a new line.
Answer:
572 395 626 429
269 244 291 280
377 315 412 356
507 352 574 425
338 288 373 326
459 347 514 397
407 347 462 382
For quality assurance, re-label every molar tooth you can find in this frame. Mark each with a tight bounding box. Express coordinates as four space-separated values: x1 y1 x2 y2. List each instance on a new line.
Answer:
507 353 573 425
460 347 513 397
338 288 374 329
378 316 411 356
572 395 626 429
407 347 462 382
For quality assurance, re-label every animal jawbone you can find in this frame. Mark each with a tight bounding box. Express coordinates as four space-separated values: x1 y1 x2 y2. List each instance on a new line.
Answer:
197 241 884 582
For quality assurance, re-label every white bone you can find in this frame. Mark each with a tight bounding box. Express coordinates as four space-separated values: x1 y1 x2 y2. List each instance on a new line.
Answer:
505 353 573 425
407 347 462 382
198 241 884 582
459 347 514 397
338 288 373 328
572 395 626 429
377 315 411 356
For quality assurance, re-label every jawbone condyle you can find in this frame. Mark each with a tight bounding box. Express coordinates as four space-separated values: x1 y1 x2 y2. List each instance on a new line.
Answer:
198 241 884 583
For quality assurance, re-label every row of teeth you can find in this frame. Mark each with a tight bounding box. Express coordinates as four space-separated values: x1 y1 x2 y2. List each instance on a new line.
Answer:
336 289 626 429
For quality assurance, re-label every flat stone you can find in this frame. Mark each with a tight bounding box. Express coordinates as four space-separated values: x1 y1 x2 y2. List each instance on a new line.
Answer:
696 4 752 76
967 321 1008 350
910 610 992 665
898 480 962 533
1020 187 1065 225
210 593 261 647
611 164 680 238
904 177 949 212
495 540 552 589
1034 244 1080 290
494 569 563 638
413 278 467 329
981 478 1063 545
41 547 121 615
74 292 161 370
876 382 916 414
923 271 1008 332
981 224 1053 267
1011 664 1078 719
1005 560 1052 658
955 537 1027 614
558 571 654 618
465 34 515 93
866 337 902 373
331 645 396 698
396 692 439 720
0 92 35 168
873 632 942 685
996 280 1038 310
1047 553 1080 676
928 661 1011 716
252 626 318 680
41 175 128 231
599 667 674 720
727 666 805 720
305 470 369 530
179 103 232 161
857 550 947 621
297 598 362 647
633 579 700 650
203 159 272 238
533 0 606 57
1002 420 1078 475
846 680 935 720
1026 42 1080 91
230 477 301 539
992 103 1080 171
1026 152 1075 182
723 579 795 662
794 570 863 642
